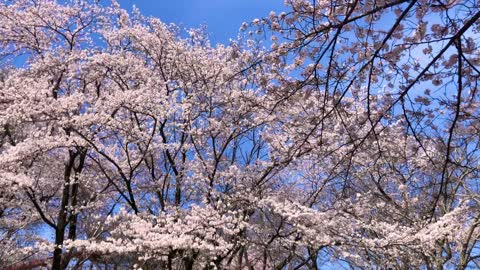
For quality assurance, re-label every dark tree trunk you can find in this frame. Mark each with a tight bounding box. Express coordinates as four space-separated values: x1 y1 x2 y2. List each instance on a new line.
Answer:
52 149 86 270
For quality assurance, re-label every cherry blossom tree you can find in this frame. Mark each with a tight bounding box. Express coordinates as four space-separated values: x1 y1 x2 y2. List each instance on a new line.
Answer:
242 0 480 268
1 0 480 269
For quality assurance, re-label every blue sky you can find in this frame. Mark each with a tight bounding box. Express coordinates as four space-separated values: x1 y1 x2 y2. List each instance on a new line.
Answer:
117 0 286 45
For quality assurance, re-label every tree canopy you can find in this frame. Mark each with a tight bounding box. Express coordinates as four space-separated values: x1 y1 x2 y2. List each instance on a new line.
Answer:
1 0 480 269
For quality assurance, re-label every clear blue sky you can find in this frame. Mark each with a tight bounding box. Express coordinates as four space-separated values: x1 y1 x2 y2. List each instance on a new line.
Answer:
116 0 286 45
